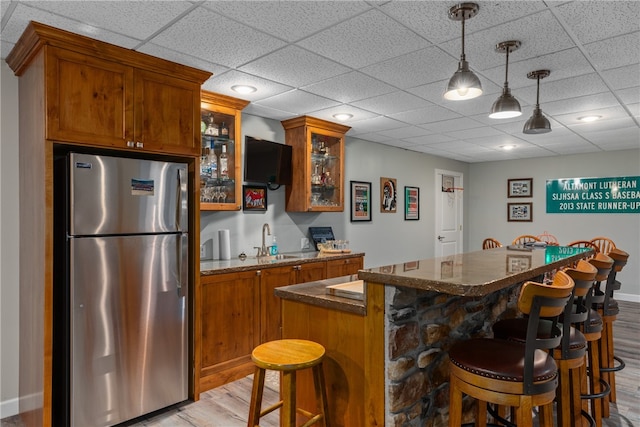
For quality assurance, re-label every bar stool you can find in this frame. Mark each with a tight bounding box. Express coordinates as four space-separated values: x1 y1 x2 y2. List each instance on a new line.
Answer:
596 248 628 417
588 237 616 255
511 234 542 245
583 253 614 427
482 238 502 249
247 339 329 427
492 261 597 427
448 271 574 427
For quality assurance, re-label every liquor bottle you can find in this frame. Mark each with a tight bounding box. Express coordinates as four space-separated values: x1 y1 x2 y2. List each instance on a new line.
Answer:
208 142 218 180
219 144 229 180
205 113 219 137
219 122 229 139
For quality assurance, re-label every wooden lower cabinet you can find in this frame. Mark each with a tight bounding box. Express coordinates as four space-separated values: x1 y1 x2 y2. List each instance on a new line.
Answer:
199 256 362 392
200 270 260 391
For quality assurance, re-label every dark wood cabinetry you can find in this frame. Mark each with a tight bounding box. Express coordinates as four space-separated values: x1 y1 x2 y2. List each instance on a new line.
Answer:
199 255 363 392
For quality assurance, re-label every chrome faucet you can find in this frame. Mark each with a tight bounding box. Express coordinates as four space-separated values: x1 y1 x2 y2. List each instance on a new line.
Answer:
256 223 271 257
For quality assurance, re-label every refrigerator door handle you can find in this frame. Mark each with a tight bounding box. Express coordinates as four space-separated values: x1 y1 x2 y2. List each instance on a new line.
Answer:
176 168 188 231
176 233 188 298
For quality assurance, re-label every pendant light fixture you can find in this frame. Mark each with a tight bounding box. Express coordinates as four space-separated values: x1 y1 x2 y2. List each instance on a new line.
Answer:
523 69 551 134
444 3 483 101
489 40 521 119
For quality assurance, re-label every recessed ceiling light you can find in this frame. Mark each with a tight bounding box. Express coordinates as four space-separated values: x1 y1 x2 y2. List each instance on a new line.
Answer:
231 85 257 94
500 144 516 151
578 115 602 122
333 113 353 121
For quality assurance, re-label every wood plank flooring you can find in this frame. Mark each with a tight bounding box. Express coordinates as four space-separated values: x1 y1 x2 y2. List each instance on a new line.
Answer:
2 301 638 426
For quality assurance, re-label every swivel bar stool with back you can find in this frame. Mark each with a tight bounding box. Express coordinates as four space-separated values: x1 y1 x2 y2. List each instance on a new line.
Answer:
448 271 575 427
596 248 628 418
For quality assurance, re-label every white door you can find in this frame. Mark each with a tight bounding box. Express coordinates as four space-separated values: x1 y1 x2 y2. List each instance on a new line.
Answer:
435 169 464 257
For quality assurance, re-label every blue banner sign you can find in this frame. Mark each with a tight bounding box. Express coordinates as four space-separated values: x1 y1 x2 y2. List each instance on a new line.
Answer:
546 176 640 213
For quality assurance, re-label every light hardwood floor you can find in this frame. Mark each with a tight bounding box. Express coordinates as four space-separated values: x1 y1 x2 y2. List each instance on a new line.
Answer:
2 301 638 426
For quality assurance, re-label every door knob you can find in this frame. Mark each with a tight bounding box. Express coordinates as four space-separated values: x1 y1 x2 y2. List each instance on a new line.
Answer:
438 235 445 241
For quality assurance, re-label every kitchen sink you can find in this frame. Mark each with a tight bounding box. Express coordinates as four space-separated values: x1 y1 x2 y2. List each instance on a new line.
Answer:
253 254 300 262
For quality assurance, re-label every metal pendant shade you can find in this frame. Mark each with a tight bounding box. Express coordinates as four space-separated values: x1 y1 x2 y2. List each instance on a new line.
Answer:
523 70 551 134
489 41 521 119
444 3 483 101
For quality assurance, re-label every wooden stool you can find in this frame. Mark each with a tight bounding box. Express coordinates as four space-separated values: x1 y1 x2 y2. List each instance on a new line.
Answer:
597 248 628 417
449 271 575 427
248 339 329 427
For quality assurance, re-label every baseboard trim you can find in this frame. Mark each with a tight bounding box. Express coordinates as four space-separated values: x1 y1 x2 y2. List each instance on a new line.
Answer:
0 396 19 420
617 293 640 303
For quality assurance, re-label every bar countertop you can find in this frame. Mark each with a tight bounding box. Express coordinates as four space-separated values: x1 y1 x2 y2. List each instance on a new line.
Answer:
358 245 593 297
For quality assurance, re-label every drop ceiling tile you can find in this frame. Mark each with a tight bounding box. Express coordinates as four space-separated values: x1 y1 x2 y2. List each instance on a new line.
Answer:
565 115 637 132
464 134 532 149
539 140 601 156
542 92 622 116
204 1 371 42
239 45 349 88
1 40 15 57
517 73 609 105
389 105 461 125
301 71 396 103
444 126 505 140
352 91 434 116
584 32 640 71
254 90 340 116
360 46 456 89
18 1 194 40
420 117 485 133
602 64 640 90
440 10 576 71
2 4 140 48
347 116 408 135
581 127 640 148
137 43 226 76
152 7 286 69
243 104 297 122
482 48 595 90
296 9 431 69
376 126 432 139
554 1 640 45
305 105 378 124
403 134 456 146
627 103 640 118
349 132 395 144
615 87 640 105
201 69 293 102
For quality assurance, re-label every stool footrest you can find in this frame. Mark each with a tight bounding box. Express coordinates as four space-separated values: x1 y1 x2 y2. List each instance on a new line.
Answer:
581 377 611 401
487 404 516 427
259 400 283 418
600 355 625 373
580 409 596 427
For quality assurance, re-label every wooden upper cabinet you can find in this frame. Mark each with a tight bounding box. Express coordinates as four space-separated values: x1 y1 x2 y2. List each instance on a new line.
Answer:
8 21 211 156
281 116 351 212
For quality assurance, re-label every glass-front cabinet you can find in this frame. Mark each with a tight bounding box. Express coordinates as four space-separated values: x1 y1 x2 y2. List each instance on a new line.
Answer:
281 116 351 212
199 91 249 211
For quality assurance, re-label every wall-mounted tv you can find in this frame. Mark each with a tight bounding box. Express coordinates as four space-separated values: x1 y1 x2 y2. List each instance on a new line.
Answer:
244 136 292 185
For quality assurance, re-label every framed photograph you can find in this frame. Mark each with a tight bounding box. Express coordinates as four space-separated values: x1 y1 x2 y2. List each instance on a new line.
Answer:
404 186 419 220
442 175 455 192
380 177 397 213
350 181 372 222
403 260 419 271
242 185 267 211
507 202 532 222
507 255 532 273
508 178 533 198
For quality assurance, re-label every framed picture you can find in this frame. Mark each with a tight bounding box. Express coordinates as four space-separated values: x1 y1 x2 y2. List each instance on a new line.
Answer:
350 181 372 222
380 177 397 213
507 202 532 222
507 255 532 273
404 186 419 220
242 185 267 211
442 175 455 192
403 260 419 271
508 178 533 198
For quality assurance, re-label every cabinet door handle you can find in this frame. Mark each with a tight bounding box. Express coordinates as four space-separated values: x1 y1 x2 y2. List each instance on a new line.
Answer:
136 141 144 148
126 140 135 147
256 270 262 276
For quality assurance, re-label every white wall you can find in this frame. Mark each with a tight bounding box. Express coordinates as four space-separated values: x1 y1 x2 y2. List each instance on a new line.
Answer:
0 62 20 418
468 151 640 302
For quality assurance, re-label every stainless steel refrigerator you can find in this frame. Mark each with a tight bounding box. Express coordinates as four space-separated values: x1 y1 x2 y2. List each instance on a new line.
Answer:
54 152 189 426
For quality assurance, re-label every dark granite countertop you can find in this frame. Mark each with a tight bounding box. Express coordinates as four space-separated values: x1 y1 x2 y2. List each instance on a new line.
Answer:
200 251 365 275
274 275 366 316
358 246 593 297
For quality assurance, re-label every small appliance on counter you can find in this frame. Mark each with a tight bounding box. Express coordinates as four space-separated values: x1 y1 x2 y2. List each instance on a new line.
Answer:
309 226 335 250
309 226 350 253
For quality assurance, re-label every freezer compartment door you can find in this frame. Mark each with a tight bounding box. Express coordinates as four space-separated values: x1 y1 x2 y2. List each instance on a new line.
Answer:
70 234 188 427
69 153 188 235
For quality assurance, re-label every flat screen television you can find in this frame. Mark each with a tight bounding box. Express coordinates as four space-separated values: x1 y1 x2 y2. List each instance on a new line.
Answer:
244 136 292 185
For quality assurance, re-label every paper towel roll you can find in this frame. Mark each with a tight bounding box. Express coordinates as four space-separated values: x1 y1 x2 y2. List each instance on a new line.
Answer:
218 229 231 260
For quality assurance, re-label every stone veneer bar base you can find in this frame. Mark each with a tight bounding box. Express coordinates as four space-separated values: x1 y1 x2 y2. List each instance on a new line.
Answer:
385 282 522 426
